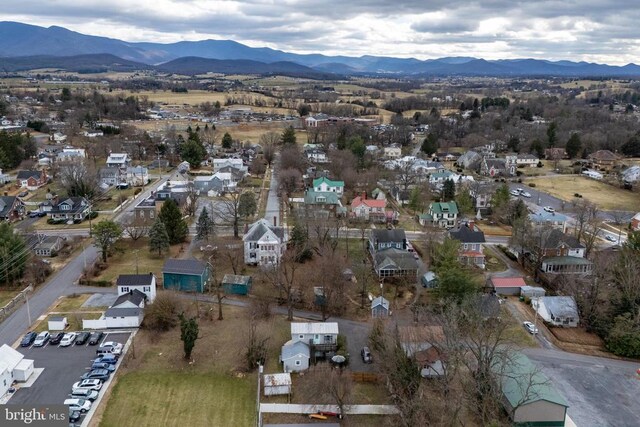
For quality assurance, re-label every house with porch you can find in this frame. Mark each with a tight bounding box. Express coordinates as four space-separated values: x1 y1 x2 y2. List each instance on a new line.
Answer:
99 167 123 187
303 190 345 217
290 322 339 351
534 296 579 327
48 197 90 222
243 218 287 266
420 201 458 228
312 176 344 195
125 166 149 186
529 211 568 233
373 248 420 278
106 153 130 169
34 235 64 257
350 193 387 222
369 229 407 253
516 153 539 167
116 273 157 303
449 222 486 268
588 150 620 171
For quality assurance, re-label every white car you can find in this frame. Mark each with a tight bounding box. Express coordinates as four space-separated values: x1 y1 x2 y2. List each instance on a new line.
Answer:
99 341 123 355
543 206 555 213
59 332 77 347
72 379 103 392
521 192 532 198
64 398 92 413
523 321 539 334
605 235 617 243
510 189 520 196
33 331 50 347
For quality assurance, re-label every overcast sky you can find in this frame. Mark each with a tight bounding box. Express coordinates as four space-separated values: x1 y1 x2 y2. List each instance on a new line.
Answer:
1 0 638 65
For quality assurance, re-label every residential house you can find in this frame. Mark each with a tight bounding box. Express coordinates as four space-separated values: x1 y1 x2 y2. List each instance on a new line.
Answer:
0 344 35 397
488 276 526 296
373 248 419 278
544 148 567 160
588 150 620 171
529 211 568 233
83 130 104 138
384 145 402 159
305 148 329 163
280 340 310 373
193 175 225 195
516 153 539 167
103 290 146 328
449 222 486 268
106 153 130 169
0 196 25 221
162 259 210 293
212 158 247 175
303 190 345 217
621 165 640 186
221 274 252 295
48 197 90 222
217 165 246 183
399 326 446 378
290 322 339 351
631 212 640 231
116 273 157 303
99 167 123 187
390 186 410 207
481 155 517 177
350 193 386 222
34 236 64 257
469 183 494 215
16 170 47 190
243 218 287 266
51 132 67 143
540 256 593 275
457 150 482 171
535 229 585 259
56 147 86 162
369 229 407 252
312 177 344 195
495 352 569 426
371 296 390 318
534 296 579 327
304 114 329 128
125 166 149 186
429 170 456 184
133 196 158 223
0 168 10 185
420 201 458 228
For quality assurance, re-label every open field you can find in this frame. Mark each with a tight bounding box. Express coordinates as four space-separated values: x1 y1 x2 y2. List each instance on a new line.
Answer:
524 175 640 211
0 289 22 307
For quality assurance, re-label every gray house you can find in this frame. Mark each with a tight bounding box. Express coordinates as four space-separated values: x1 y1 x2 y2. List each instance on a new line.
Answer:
34 236 64 257
369 229 407 253
280 340 310 373
535 296 579 328
371 296 390 318
193 175 224 194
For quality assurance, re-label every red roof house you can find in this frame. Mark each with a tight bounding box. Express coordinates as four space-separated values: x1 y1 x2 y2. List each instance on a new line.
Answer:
488 276 527 296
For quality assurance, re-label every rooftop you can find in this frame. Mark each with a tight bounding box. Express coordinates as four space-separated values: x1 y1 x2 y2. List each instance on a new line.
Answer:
162 258 208 275
291 322 339 336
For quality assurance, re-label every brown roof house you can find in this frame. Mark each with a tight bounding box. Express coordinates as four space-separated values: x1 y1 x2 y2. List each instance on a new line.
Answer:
588 150 620 171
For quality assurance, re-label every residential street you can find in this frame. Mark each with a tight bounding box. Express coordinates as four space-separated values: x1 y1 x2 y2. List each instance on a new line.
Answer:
264 164 281 226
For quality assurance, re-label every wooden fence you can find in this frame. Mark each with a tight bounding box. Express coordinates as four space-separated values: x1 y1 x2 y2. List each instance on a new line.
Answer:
351 371 380 383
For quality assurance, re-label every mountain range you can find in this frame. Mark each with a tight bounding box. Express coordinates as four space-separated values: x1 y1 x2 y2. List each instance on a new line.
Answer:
1 21 640 77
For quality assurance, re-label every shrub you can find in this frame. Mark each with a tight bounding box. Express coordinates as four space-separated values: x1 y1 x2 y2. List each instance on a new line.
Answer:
529 183 536 187
144 292 181 332
537 161 544 168
89 211 99 219
134 188 142 195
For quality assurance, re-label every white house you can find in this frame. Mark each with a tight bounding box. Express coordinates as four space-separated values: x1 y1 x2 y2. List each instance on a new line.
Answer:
582 170 603 180
83 130 104 138
0 344 35 397
125 166 149 187
312 176 344 195
384 145 402 159
116 273 157 303
106 153 130 169
243 219 287 266
516 153 539 167
51 132 67 143
57 147 86 162
280 340 310 373
212 158 247 174
103 290 146 328
263 373 292 396
305 148 329 163
533 296 579 328
290 322 339 347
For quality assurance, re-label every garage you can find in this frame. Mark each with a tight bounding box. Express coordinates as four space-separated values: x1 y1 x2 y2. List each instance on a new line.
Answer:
488 276 526 296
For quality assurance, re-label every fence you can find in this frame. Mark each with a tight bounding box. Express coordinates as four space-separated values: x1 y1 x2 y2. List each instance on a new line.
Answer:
83 318 107 329
351 372 380 383
0 284 33 322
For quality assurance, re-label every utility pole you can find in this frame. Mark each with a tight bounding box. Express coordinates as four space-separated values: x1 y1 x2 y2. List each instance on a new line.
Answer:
25 285 32 327
134 250 139 274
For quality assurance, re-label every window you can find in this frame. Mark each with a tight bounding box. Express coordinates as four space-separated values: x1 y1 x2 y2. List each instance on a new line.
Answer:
121 287 129 293
144 286 151 293
150 211 154 219
299 335 304 339
295 360 301 366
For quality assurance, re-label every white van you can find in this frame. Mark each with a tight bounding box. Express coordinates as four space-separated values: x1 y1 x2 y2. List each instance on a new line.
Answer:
70 388 99 401
64 398 92 413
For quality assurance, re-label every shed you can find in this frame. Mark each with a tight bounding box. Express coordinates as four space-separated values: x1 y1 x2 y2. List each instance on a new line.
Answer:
371 296 390 318
263 373 292 396
13 359 34 382
520 286 546 298
489 276 527 296
280 340 310 373
221 274 252 295
162 259 210 293
48 316 68 331
421 271 438 288
497 352 568 426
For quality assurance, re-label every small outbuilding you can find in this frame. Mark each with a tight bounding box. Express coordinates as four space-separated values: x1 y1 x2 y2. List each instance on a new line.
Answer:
280 340 310 373
421 271 438 288
48 316 68 331
371 296 390 318
520 286 546 298
221 274 252 295
488 276 527 296
263 373 292 396
162 259 210 293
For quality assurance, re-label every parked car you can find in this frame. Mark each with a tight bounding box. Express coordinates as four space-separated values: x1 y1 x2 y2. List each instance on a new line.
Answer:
80 369 111 381
521 191 532 198
72 379 102 392
510 189 520 196
97 341 122 355
68 410 81 423
37 211 46 217
361 346 373 363
28 210 39 218
20 331 38 347
70 388 99 401
93 354 118 365
523 321 539 334
63 398 91 413
605 235 617 242
17 190 29 197
75 332 90 345
91 362 116 372
88 332 104 346
33 331 50 347
543 206 555 213
60 333 77 347
49 332 65 345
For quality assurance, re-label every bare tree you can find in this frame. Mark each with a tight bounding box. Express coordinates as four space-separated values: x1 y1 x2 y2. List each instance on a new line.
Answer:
278 168 302 199
183 182 199 217
59 160 99 198
123 217 150 241
299 366 353 417
261 249 302 321
311 249 348 320
259 132 279 167
394 158 420 203
213 192 243 238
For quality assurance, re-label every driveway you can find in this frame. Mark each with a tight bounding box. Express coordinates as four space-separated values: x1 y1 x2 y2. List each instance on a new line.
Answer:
264 164 281 226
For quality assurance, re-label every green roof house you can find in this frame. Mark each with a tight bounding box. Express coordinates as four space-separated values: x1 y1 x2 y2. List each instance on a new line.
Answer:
312 177 344 195
221 274 252 295
420 202 458 228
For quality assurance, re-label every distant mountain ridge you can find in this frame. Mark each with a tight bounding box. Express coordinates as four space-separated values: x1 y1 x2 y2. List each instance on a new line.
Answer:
1 21 639 77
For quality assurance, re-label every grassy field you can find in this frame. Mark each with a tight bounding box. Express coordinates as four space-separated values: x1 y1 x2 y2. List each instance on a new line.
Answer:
524 175 640 211
0 289 22 307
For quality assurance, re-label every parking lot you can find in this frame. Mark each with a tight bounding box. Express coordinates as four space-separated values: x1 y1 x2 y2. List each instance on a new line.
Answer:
9 331 131 423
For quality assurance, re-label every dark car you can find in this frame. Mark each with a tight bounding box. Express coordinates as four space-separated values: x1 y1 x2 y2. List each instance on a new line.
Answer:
37 211 47 217
28 210 39 218
68 410 81 423
49 332 65 345
75 332 91 345
93 354 118 365
88 332 104 346
80 369 110 381
91 362 116 372
20 331 38 347
361 346 373 364
17 190 28 197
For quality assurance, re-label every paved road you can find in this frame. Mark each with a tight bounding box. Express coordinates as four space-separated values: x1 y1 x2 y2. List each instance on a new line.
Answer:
0 176 171 347
264 164 281 226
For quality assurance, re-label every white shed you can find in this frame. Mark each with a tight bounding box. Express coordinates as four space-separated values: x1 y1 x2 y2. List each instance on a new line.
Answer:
13 359 34 382
48 316 68 331
263 373 292 396
0 344 35 396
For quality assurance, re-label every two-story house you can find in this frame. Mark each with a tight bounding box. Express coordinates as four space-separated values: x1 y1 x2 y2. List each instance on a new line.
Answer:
303 190 345 217
588 150 620 171
419 201 458 228
529 211 568 233
106 153 130 169
125 166 149 187
369 228 419 277
56 148 86 162
16 170 47 190
516 153 539 167
305 148 329 163
48 197 90 222
384 145 402 159
99 166 123 187
116 273 157 303
350 193 387 222
369 228 407 253
533 229 592 275
0 195 25 221
290 322 339 350
243 219 287 266
312 177 344 195
449 222 486 268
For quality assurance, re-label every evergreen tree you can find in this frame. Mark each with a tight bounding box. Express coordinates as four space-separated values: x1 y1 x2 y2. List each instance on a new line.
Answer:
421 133 438 156
221 132 233 149
455 190 474 215
158 199 188 244
178 313 199 360
530 139 545 158
507 136 520 153
238 192 257 220
180 138 207 168
149 219 170 255
442 179 456 202
290 223 312 262
546 121 558 147
281 126 297 145
566 133 582 159
195 207 215 242
0 223 26 284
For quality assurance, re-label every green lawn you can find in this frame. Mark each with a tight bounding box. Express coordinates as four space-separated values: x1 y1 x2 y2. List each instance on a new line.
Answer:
100 372 256 427
0 289 21 307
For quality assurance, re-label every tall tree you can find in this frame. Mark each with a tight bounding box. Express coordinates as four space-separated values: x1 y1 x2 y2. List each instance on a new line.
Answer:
441 179 456 202
158 199 188 244
213 192 243 238
281 126 297 145
565 133 582 159
546 121 558 148
195 206 215 242
221 132 233 149
238 191 257 220
92 220 122 263
421 133 438 156
180 138 206 168
148 219 170 255
0 223 27 285
178 313 199 360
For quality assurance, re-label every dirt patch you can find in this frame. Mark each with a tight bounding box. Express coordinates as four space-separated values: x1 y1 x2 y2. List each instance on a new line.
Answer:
549 326 604 347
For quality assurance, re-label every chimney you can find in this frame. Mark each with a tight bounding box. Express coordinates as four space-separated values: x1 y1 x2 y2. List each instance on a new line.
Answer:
468 221 475 231
362 191 366 200
273 216 277 227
